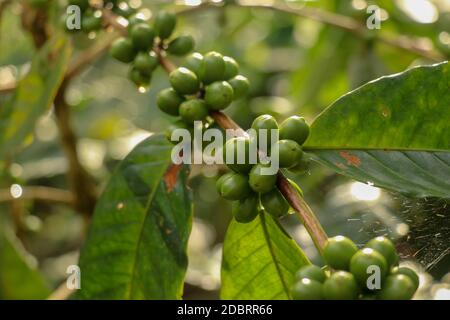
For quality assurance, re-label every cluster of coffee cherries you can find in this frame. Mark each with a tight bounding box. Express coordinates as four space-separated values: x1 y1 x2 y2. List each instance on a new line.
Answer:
158 51 250 132
107 10 195 88
216 114 310 223
291 236 419 300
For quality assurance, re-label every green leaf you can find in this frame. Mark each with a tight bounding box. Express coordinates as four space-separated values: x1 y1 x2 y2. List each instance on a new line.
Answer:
221 212 310 299
77 134 192 299
0 36 71 157
305 62 450 198
0 231 50 299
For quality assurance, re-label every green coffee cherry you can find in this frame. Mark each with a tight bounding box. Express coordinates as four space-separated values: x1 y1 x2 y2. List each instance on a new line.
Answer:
128 67 151 87
248 164 277 193
157 88 184 116
291 278 323 300
365 236 399 268
223 137 254 174
130 23 155 51
378 274 416 300
199 51 225 84
113 3 136 18
165 120 192 144
68 0 89 12
81 12 103 32
323 236 358 270
169 67 200 95
391 267 419 291
232 194 259 223
183 52 203 77
167 35 195 56
216 172 252 201
279 116 310 146
251 114 278 151
155 11 176 39
179 99 209 122
272 139 303 168
204 81 234 110
228 75 249 99
350 248 388 288
223 56 239 80
260 189 289 218
133 51 158 75
110 37 136 63
296 265 327 283
289 158 310 174
127 14 147 29
322 271 359 300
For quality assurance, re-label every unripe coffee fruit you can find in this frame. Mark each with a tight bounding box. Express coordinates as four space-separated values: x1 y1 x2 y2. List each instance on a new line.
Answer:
272 140 303 168
323 235 358 270
199 51 225 84
216 172 252 200
110 37 136 63
169 67 200 95
260 189 289 218
322 271 359 300
155 11 176 39
295 265 327 283
291 278 323 300
223 56 239 80
350 248 388 288
130 23 155 51
179 99 209 122
279 116 310 146
228 75 249 99
232 194 259 223
167 35 195 56
204 81 234 110
157 88 184 116
378 274 416 300
365 236 399 268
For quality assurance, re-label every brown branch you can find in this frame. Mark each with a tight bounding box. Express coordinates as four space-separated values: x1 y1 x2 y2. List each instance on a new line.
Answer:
47 281 75 300
0 186 74 204
54 82 97 218
178 1 445 62
65 32 120 81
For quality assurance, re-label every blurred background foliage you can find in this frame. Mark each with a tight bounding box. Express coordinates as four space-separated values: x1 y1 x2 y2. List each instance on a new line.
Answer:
0 0 449 299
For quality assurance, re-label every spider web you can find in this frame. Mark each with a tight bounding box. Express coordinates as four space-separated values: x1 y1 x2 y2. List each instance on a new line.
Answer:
390 195 450 270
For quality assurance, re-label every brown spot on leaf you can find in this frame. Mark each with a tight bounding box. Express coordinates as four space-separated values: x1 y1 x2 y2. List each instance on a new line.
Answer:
339 151 361 167
163 164 182 192
336 162 347 170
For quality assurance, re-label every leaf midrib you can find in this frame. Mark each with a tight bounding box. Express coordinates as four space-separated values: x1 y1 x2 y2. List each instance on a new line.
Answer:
304 147 450 152
126 148 172 299
259 212 290 300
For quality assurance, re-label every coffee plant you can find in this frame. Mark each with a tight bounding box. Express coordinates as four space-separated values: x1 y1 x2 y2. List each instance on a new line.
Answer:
0 0 449 301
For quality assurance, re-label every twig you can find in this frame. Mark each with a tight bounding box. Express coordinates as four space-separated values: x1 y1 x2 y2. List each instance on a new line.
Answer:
54 81 97 218
177 1 445 62
65 32 120 81
0 186 74 204
47 281 75 300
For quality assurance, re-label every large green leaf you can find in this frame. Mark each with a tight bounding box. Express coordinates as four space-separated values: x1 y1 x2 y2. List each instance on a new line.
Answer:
221 212 310 300
0 231 50 299
305 62 450 198
77 134 192 299
0 36 71 157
